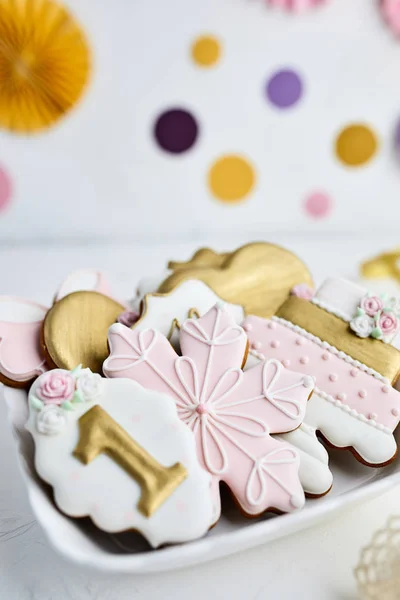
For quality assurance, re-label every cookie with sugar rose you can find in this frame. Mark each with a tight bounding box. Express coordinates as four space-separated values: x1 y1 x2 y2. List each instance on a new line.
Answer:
104 302 314 519
243 278 400 467
26 367 214 547
0 270 122 388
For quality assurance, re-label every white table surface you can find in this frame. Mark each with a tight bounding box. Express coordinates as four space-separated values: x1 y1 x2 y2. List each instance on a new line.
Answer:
1 234 399 600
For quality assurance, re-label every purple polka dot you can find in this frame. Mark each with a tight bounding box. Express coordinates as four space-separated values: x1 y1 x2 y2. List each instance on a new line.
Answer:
154 108 199 154
266 69 303 109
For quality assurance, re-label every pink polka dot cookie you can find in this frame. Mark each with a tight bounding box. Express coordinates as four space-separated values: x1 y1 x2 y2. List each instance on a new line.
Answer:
243 278 400 468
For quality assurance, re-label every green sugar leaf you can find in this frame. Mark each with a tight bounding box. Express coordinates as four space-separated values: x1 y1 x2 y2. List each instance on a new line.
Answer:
61 401 74 411
30 396 44 411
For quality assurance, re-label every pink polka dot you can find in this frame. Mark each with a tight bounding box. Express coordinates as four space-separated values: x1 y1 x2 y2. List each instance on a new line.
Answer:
0 167 12 213
304 191 332 219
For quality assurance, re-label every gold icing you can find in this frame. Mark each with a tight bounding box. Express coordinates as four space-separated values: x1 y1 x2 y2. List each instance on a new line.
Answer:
361 249 400 282
277 296 400 382
167 318 181 340
188 308 201 319
43 291 125 374
73 405 187 518
158 242 313 318
168 248 228 271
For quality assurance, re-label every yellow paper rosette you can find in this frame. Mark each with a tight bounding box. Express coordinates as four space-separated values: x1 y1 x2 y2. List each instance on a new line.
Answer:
0 0 91 133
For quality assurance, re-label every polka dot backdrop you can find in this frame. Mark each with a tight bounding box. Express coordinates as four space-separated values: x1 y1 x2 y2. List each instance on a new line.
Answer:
0 0 398 238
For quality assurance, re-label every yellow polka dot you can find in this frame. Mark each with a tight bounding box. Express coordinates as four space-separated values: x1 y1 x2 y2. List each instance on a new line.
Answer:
191 35 221 68
209 155 256 203
335 124 378 167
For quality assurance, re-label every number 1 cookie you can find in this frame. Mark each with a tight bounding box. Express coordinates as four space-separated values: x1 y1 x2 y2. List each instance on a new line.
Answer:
26 368 214 547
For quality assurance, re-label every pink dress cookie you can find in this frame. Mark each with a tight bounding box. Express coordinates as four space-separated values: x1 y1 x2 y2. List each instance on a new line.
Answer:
0 297 48 387
104 303 313 520
243 278 400 467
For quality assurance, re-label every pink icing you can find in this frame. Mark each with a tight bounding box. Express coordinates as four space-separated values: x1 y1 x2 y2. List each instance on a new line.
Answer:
291 283 315 300
0 299 48 383
360 295 383 317
378 311 399 337
104 304 313 516
0 271 126 385
36 371 75 404
381 0 400 37
266 0 325 10
242 315 400 430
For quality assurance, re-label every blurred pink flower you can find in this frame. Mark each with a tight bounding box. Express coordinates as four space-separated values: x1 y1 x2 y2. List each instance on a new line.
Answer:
381 0 400 36
266 0 325 11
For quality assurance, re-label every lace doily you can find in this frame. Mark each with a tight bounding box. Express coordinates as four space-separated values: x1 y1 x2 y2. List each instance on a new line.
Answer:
355 516 400 599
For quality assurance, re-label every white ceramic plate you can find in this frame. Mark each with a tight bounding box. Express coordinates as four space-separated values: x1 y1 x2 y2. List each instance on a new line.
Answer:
5 384 400 574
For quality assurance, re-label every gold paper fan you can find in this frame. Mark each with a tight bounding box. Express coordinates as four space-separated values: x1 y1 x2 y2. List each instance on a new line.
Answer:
0 0 91 133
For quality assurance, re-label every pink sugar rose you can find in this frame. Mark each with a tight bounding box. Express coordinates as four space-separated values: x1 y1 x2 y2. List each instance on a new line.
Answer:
360 295 384 317
291 283 315 301
378 311 399 338
36 371 75 405
381 0 400 37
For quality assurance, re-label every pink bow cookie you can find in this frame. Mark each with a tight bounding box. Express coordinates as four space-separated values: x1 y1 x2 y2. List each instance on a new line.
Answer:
104 303 313 520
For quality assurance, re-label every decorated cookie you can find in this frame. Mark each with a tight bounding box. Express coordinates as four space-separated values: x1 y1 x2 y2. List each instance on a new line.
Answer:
132 280 244 349
128 277 325 495
43 291 125 374
0 298 48 387
104 303 313 519
243 278 400 467
26 368 214 547
158 242 313 318
0 269 119 388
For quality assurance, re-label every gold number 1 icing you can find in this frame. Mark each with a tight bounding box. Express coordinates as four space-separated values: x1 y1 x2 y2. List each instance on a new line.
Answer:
26 368 213 546
74 405 187 517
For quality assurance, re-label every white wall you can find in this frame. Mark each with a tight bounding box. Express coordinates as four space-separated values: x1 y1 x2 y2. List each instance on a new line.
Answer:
0 0 398 243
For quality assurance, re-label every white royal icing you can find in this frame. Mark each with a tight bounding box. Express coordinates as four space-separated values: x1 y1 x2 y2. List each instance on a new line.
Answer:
132 280 245 348
277 425 333 497
26 370 214 547
305 391 397 465
311 278 367 323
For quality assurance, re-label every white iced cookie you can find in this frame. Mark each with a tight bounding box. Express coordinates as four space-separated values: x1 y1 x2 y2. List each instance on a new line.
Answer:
131 280 245 348
26 368 214 548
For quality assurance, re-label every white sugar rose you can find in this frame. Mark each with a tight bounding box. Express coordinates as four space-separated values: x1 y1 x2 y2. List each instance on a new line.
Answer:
350 314 374 338
76 370 103 402
386 296 400 316
36 405 67 436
